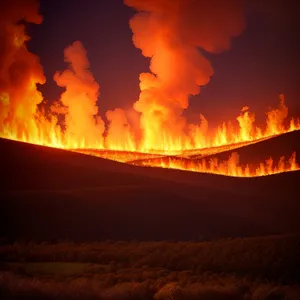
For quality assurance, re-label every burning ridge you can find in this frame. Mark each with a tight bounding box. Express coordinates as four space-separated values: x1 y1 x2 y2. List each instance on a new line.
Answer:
131 151 299 178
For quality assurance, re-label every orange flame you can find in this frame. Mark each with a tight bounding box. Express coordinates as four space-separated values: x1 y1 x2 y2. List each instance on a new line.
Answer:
132 152 300 178
0 0 300 178
2 91 299 153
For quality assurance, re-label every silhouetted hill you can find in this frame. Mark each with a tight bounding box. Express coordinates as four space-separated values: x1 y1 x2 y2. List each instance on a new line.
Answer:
1 138 299 242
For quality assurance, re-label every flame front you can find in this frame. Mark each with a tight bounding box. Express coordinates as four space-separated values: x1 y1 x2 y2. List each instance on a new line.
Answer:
131 152 299 178
0 0 300 178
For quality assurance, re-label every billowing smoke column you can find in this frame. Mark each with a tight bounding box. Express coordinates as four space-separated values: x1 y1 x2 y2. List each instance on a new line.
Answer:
106 108 135 150
53 41 105 148
124 0 245 150
0 0 45 141
0 0 298 154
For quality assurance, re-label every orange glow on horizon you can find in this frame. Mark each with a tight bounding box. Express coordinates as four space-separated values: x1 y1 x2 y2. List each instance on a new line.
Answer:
1 95 300 152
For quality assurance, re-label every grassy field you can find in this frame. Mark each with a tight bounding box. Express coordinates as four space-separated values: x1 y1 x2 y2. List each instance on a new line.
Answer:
0 234 300 299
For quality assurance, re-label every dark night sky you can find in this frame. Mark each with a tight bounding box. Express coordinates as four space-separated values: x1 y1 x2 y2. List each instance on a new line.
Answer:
28 0 300 127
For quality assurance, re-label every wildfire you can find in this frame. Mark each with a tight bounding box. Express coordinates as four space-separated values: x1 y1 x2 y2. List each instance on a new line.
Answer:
0 0 300 178
1 49 299 154
131 152 300 178
2 92 300 154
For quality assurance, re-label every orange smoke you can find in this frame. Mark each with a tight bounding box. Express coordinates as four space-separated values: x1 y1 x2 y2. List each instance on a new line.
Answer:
105 108 135 151
125 0 245 150
0 0 300 179
53 41 105 148
0 0 45 143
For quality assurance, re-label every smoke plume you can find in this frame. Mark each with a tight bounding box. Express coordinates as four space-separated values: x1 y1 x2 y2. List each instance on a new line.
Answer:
0 0 45 139
106 108 135 150
53 41 104 147
125 0 245 149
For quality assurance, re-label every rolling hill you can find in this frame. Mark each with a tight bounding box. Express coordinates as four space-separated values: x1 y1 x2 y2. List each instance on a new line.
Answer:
1 135 299 242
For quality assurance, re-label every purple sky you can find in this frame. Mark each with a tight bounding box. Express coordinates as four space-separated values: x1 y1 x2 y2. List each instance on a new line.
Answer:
28 0 300 128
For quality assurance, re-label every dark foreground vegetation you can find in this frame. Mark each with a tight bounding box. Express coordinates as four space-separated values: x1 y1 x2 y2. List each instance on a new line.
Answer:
0 234 299 299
